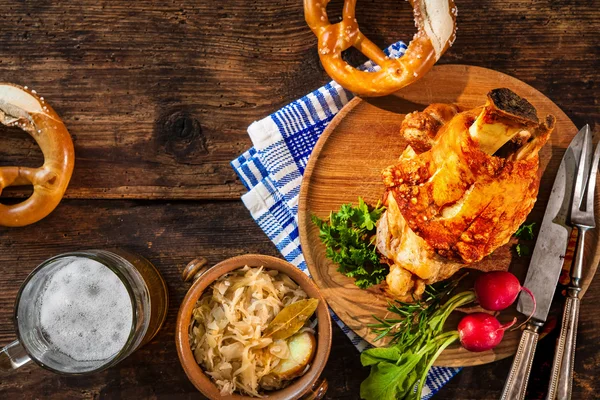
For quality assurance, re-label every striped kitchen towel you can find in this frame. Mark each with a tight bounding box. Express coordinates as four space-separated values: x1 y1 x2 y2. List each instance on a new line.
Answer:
230 41 460 399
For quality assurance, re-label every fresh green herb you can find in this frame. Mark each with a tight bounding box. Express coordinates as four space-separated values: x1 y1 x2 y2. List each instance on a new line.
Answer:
312 197 387 289
515 222 535 240
369 277 465 343
515 243 530 257
514 222 535 257
360 290 476 400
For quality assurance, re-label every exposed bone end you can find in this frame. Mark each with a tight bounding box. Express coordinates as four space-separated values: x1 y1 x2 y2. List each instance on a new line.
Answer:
510 114 556 161
469 88 543 155
488 88 538 124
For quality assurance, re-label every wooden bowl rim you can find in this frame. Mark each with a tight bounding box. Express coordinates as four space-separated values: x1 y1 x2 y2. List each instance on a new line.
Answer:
175 254 332 400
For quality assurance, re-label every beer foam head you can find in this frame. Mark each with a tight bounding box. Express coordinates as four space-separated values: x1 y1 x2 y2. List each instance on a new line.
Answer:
38 257 133 364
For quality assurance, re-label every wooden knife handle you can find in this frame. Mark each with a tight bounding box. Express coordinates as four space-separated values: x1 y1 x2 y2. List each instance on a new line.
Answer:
548 293 580 400
500 322 540 400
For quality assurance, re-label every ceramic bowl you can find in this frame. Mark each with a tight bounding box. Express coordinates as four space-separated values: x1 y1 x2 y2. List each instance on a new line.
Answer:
175 254 332 400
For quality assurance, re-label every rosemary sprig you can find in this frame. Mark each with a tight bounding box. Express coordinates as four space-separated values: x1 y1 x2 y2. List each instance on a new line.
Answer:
360 289 476 400
369 275 465 343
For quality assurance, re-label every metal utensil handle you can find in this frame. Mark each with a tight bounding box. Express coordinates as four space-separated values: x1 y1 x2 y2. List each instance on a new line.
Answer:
548 227 586 400
548 295 580 400
500 323 540 400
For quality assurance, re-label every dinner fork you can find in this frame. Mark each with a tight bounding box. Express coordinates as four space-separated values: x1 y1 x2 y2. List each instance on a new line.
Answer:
547 125 599 400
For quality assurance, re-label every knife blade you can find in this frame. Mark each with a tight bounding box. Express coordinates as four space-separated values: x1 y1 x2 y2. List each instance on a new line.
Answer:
517 127 587 321
547 126 597 400
500 127 586 400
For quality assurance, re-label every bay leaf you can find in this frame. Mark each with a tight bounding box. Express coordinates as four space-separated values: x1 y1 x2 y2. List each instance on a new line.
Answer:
262 298 319 340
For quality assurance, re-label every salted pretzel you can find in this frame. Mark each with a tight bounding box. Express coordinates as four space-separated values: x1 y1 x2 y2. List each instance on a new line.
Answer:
304 0 457 96
0 84 74 227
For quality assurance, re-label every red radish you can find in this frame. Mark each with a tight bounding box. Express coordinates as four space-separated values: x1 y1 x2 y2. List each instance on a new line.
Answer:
474 271 536 313
458 313 516 352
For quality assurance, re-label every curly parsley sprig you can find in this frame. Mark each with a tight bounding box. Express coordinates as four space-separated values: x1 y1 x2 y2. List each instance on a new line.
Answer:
312 197 387 289
514 222 536 256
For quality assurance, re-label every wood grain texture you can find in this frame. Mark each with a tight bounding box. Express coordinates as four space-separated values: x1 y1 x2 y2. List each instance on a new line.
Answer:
298 64 597 367
0 0 598 200
0 0 598 399
0 201 598 399
0 200 355 399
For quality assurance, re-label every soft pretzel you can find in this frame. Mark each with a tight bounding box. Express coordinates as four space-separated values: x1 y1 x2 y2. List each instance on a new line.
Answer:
304 0 457 97
0 84 74 227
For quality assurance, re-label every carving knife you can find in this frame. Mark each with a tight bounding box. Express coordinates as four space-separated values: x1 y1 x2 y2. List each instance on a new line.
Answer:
547 125 598 400
500 127 587 400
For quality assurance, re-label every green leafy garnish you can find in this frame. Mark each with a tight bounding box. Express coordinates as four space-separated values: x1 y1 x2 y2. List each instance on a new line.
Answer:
515 243 530 257
369 277 464 344
514 222 535 257
312 197 387 289
515 222 535 240
360 289 476 400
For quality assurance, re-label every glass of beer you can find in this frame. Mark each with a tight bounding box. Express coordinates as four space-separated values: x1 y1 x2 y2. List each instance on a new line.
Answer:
0 249 168 374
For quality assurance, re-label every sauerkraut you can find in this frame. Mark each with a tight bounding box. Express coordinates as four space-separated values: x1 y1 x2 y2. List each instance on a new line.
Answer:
190 266 316 397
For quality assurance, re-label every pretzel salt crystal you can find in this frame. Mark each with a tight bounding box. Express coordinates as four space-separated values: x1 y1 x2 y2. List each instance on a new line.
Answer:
0 84 74 227
304 0 457 97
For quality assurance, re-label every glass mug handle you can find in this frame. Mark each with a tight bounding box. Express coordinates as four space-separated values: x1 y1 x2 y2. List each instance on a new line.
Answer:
0 340 31 372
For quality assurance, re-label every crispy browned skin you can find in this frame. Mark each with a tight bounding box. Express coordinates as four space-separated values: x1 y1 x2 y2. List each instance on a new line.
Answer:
400 103 462 153
378 89 555 299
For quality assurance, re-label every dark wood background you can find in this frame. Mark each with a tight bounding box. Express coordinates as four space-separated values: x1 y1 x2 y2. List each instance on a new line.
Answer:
1 0 598 398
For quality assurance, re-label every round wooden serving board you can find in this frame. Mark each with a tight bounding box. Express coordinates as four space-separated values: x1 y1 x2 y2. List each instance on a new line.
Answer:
298 64 600 367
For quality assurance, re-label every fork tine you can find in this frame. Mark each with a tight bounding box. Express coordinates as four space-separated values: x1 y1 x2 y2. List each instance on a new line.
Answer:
572 126 592 215
586 134 600 222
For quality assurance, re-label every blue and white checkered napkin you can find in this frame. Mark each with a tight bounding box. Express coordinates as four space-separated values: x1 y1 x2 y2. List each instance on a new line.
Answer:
230 41 460 399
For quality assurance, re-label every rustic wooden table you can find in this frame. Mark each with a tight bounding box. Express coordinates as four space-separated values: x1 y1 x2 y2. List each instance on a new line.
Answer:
1 1 598 399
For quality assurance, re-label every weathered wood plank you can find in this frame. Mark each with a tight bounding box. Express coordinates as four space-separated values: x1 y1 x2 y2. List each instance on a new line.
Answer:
1 0 598 200
1 0 599 398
